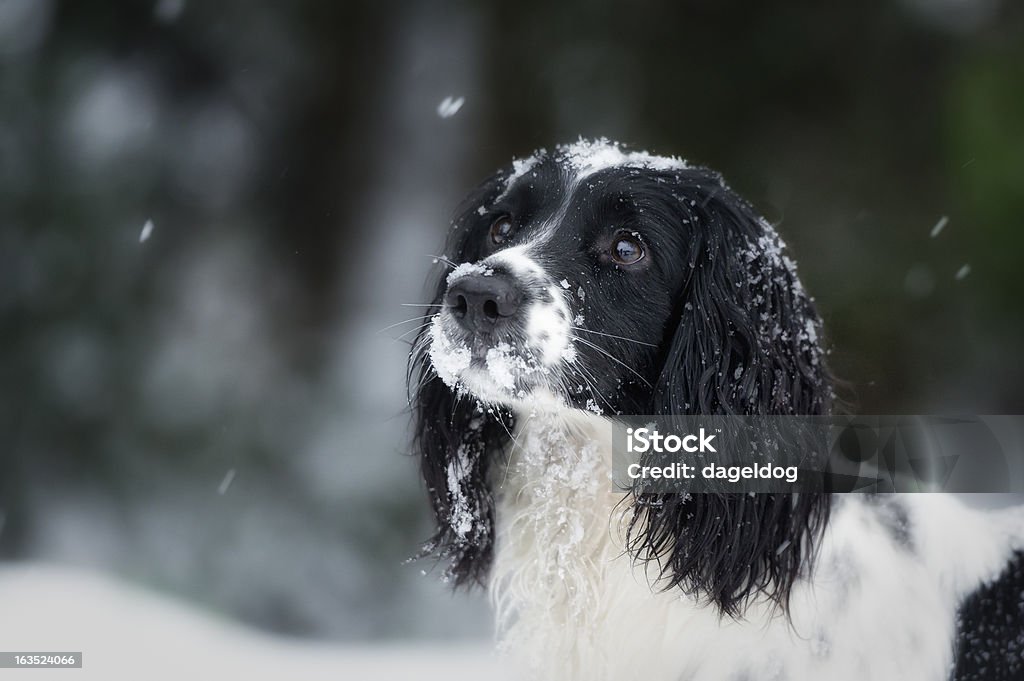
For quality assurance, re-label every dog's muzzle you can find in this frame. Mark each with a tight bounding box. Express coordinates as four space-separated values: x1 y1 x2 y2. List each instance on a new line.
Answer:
429 251 574 404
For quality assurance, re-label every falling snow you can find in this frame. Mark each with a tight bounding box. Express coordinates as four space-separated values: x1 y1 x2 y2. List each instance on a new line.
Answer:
139 219 155 243
217 469 236 495
436 96 465 118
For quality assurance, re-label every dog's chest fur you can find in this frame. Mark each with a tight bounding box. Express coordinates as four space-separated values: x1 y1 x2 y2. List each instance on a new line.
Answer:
489 409 1024 681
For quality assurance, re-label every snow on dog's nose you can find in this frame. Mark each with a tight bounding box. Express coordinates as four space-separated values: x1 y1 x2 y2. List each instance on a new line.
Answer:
428 249 577 405
484 245 575 368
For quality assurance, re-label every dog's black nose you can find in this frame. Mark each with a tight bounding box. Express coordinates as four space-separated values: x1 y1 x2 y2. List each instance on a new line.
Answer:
445 273 522 333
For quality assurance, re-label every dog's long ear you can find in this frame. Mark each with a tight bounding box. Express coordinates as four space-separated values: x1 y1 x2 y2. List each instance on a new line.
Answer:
408 360 511 586
407 173 513 587
652 173 830 416
628 169 832 616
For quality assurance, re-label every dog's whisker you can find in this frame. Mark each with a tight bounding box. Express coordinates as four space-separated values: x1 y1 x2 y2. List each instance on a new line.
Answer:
493 413 525 486
393 321 435 343
377 315 432 335
425 254 458 269
500 410 534 488
401 303 446 307
568 362 617 415
582 373 616 416
572 336 652 387
569 326 657 348
409 369 435 397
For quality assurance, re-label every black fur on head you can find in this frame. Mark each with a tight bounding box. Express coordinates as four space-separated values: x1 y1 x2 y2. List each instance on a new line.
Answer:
409 140 833 610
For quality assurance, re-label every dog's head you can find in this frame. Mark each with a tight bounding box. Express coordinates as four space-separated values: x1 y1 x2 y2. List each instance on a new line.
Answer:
410 139 832 613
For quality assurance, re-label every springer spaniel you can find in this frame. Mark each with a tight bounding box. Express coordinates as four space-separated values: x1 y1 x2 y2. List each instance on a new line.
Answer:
408 139 1024 680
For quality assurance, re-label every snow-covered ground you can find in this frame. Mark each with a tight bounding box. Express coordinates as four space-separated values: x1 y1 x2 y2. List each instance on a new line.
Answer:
0 563 509 680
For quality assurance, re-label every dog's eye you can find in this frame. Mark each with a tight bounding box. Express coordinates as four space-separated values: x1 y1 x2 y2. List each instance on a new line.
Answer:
490 215 515 244
611 234 645 265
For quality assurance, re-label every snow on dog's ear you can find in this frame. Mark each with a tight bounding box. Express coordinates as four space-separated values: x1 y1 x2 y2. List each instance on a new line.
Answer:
650 170 829 418
628 170 833 616
407 366 511 586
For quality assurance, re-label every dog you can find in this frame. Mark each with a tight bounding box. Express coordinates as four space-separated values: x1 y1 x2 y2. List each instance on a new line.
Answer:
408 138 1024 680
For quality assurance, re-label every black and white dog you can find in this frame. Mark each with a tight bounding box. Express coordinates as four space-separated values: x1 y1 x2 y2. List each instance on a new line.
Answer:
408 139 1024 680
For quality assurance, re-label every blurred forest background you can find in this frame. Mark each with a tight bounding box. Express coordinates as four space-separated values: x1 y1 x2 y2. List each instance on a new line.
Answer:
1 0 1023 641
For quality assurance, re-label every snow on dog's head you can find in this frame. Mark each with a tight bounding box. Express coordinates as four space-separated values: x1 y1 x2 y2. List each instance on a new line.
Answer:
417 138 827 419
421 139 688 412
